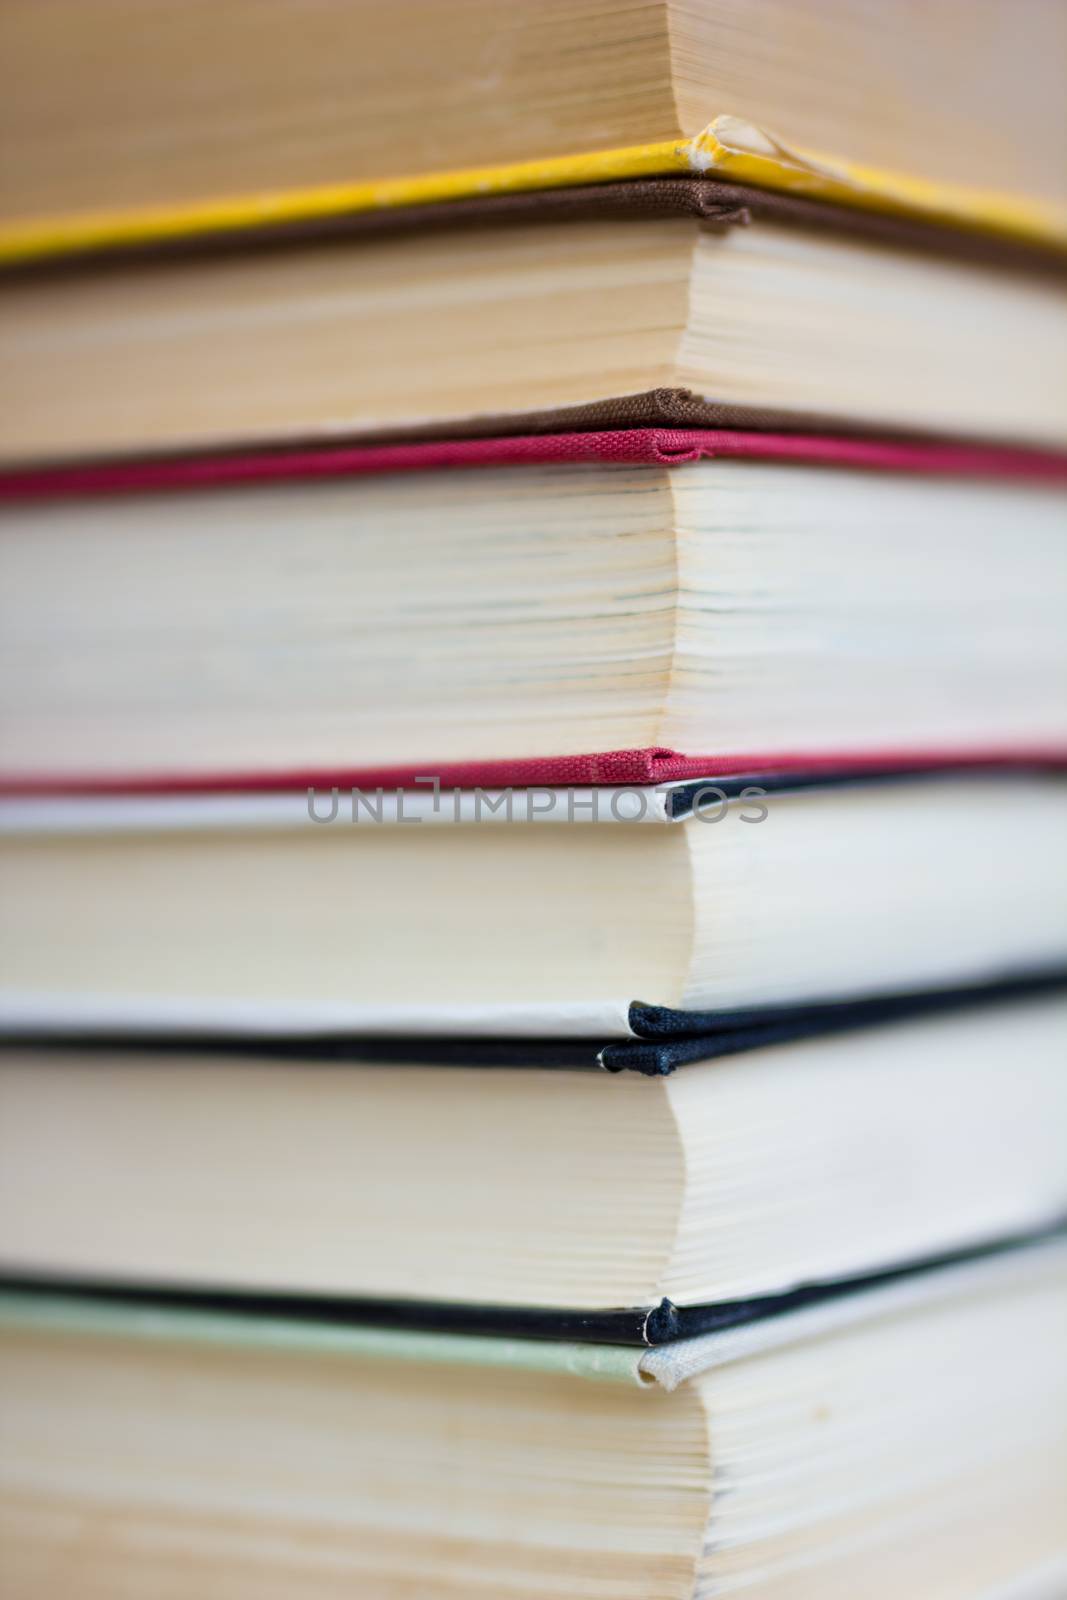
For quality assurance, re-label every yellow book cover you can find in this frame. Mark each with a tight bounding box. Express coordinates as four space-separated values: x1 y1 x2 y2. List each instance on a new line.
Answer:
2 115 1065 269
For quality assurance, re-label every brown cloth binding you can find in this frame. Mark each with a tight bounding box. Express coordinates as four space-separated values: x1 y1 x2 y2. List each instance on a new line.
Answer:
10 177 1065 281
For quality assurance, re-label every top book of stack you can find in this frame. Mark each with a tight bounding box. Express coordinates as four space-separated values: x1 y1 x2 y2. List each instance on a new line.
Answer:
1 0 1066 262
2 4 1066 464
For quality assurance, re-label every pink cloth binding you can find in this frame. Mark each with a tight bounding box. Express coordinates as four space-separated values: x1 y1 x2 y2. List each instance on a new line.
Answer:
3 428 1064 792
3 748 1065 798
2 428 1067 500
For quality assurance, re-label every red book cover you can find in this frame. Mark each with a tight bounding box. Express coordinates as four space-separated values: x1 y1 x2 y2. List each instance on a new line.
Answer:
3 428 1065 797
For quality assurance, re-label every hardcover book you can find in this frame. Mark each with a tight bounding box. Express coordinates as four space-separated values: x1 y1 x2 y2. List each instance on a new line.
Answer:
1 1238 1064 1597
1 775 1066 1038
2 1 1066 263
1 991 1065 1337
3 185 1065 463
2 432 1065 790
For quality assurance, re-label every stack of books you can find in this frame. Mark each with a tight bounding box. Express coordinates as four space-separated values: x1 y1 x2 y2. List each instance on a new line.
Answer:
1 4 1065 1594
